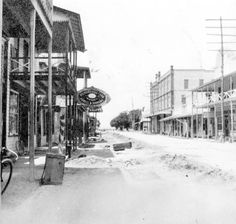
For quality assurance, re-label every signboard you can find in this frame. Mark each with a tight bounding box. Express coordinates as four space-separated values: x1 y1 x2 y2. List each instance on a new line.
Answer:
89 106 103 113
78 86 110 107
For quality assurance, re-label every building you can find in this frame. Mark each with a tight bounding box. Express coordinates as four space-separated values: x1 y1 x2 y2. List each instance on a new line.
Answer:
150 66 216 137
192 71 236 142
0 2 88 162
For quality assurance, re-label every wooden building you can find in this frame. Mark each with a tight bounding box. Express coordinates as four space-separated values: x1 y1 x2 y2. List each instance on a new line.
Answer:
191 71 236 142
0 1 88 179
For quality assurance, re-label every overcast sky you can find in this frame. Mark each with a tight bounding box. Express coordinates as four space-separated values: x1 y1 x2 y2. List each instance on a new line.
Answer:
54 0 236 128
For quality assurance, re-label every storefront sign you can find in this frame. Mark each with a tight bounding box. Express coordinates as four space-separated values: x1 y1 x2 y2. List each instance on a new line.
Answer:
78 86 110 107
88 106 103 113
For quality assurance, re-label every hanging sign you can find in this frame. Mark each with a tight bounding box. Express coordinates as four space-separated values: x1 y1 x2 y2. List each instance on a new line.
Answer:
88 106 103 113
77 86 110 107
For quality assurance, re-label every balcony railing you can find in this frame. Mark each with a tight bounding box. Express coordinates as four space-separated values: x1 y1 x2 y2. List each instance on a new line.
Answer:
194 89 236 106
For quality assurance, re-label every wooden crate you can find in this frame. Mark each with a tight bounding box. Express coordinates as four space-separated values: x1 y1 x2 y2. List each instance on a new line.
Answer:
42 153 65 185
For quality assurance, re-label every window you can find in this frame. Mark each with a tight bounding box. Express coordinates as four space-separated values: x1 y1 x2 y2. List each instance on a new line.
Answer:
199 79 204 86
184 79 189 89
9 91 19 136
181 95 186 105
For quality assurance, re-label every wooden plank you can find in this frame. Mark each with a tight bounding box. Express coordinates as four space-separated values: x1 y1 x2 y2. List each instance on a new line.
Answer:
29 9 36 182
113 142 132 151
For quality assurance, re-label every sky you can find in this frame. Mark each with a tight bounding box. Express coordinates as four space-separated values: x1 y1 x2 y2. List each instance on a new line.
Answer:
54 0 236 128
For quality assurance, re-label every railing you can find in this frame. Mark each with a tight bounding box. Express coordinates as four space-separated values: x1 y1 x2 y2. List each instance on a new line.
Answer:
194 89 236 106
10 56 76 82
207 89 236 103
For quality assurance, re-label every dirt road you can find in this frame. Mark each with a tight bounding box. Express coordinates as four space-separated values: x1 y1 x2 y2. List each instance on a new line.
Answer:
1 131 236 224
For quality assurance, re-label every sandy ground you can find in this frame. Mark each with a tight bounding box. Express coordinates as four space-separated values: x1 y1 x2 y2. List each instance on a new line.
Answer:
1 131 236 224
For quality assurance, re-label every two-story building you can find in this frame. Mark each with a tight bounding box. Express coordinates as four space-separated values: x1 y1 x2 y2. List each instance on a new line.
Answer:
150 66 216 137
192 71 236 142
1 2 87 164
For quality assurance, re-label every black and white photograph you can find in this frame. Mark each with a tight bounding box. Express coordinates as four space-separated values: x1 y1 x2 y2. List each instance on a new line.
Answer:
1 0 236 223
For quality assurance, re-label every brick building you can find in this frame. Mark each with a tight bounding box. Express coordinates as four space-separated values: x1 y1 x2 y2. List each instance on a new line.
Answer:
150 66 216 137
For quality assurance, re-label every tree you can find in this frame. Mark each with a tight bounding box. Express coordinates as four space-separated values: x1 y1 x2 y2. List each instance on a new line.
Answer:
110 112 131 130
129 109 142 130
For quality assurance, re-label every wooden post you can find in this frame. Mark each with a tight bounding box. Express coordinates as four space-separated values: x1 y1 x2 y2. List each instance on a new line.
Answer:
0 0 3 153
83 71 87 143
5 41 11 147
230 100 234 142
207 85 210 139
191 91 194 138
29 9 36 181
65 28 69 155
48 37 52 152
201 88 204 138
68 93 72 158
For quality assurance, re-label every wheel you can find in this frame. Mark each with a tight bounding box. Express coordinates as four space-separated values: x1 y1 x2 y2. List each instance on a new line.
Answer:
1 159 13 195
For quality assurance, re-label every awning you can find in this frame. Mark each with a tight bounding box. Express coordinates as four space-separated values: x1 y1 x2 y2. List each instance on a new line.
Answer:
53 6 85 52
75 66 91 79
147 110 171 118
160 113 193 122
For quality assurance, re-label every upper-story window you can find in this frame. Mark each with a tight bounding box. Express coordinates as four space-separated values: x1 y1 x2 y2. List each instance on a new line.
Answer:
184 79 189 89
181 95 186 105
199 79 204 86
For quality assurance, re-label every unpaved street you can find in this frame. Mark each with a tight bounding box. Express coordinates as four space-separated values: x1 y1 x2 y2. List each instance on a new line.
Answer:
1 131 236 224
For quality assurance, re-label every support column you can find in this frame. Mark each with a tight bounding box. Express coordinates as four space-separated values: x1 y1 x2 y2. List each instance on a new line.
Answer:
83 71 87 143
48 37 52 152
0 0 3 152
230 100 234 142
196 108 199 138
201 88 204 138
207 85 210 139
29 9 36 181
5 41 11 147
191 91 194 138
201 109 204 138
68 94 72 158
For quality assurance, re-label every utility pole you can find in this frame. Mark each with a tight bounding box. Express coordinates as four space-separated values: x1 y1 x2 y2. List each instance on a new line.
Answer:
219 17 225 142
206 17 236 142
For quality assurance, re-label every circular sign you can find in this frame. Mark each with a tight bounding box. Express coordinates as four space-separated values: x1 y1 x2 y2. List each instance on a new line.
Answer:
77 86 110 107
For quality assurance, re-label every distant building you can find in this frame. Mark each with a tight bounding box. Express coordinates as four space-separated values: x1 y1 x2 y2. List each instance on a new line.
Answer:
149 66 216 136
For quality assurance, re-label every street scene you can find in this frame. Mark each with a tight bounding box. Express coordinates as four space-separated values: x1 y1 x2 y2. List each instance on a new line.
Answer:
1 0 236 224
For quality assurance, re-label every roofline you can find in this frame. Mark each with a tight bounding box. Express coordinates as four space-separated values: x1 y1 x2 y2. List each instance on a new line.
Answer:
53 6 85 52
152 67 215 84
192 70 236 91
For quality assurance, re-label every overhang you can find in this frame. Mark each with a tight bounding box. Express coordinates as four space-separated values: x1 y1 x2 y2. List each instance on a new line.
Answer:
53 6 85 52
75 66 91 79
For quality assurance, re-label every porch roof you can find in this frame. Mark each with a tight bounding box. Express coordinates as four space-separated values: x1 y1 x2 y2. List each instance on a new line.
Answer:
147 110 171 118
160 113 194 122
53 6 85 52
3 0 53 38
75 66 91 79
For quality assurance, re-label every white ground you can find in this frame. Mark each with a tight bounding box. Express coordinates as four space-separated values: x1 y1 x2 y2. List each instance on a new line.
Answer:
1 131 236 224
